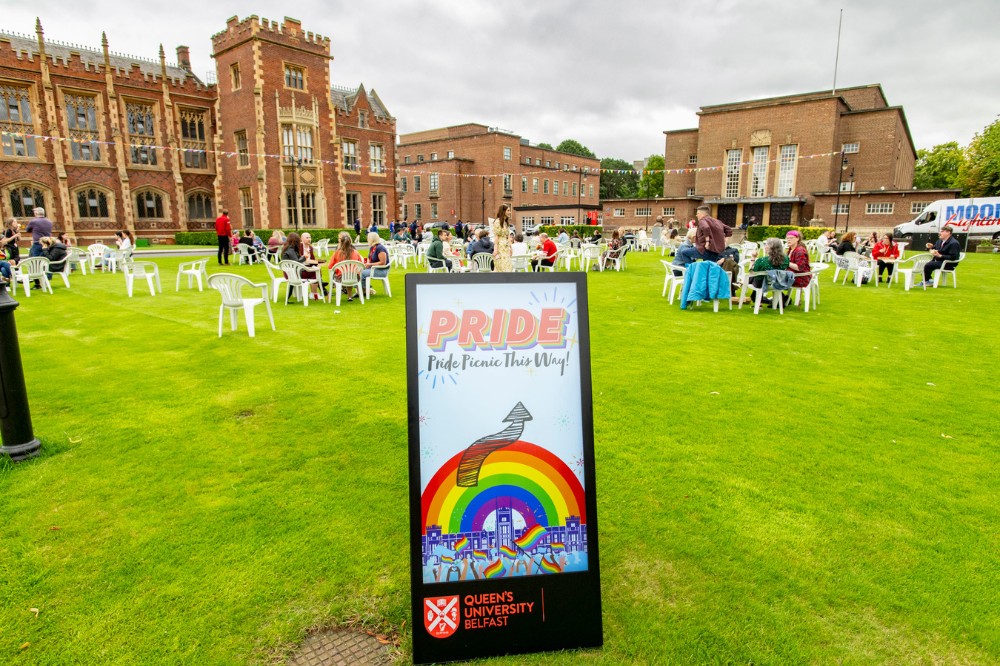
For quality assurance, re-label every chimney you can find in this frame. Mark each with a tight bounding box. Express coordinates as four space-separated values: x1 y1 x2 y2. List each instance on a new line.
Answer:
176 45 191 70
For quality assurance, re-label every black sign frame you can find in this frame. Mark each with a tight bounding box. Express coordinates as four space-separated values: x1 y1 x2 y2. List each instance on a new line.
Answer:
405 272 603 664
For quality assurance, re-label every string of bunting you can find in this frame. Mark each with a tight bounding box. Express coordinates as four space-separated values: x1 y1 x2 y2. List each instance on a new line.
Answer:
0 130 845 178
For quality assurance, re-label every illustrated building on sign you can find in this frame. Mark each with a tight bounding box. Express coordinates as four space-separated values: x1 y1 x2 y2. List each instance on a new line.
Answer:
0 16 397 243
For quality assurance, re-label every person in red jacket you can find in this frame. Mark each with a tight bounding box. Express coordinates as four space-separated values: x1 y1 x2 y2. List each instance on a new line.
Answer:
871 233 900 283
215 209 232 265
531 232 558 271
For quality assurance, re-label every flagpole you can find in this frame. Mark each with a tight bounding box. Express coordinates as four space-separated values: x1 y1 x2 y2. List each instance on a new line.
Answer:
832 8 843 94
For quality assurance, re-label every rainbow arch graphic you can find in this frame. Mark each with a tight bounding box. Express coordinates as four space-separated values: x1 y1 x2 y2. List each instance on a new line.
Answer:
422 440 585 535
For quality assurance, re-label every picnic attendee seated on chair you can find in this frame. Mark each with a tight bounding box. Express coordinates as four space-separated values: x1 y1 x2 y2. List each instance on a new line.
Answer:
328 232 362 300
40 236 68 281
531 233 557 271
785 230 811 290
917 225 961 287
103 230 132 267
267 230 285 258
599 230 624 270
362 232 390 295
511 232 528 257
556 228 570 244
817 230 837 252
750 237 792 306
426 228 452 271
300 233 326 297
835 232 857 255
674 205 738 267
469 229 494 257
872 233 899 283
670 229 697 276
238 229 254 248
281 232 323 299
251 231 267 256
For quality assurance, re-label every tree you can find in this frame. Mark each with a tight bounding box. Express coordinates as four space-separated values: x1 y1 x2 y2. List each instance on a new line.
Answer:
536 142 554 150
913 142 966 192
959 116 1000 197
599 157 639 200
555 139 596 159
637 155 665 198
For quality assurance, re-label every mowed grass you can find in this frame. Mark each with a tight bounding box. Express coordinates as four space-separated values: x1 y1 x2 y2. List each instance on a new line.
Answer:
1 249 998 665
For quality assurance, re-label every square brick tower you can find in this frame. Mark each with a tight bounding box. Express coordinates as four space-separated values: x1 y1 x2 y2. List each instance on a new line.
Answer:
211 15 341 230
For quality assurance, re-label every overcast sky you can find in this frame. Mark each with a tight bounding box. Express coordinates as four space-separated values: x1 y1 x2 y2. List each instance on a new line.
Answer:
5 0 998 161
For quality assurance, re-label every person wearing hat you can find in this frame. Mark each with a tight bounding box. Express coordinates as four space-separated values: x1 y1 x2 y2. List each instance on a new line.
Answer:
917 225 961 287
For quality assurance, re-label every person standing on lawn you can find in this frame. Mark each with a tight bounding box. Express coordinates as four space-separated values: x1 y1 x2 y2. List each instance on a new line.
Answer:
674 205 738 266
215 209 232 265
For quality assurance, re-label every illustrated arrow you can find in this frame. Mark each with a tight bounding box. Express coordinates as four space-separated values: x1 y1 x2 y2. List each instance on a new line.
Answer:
456 402 532 487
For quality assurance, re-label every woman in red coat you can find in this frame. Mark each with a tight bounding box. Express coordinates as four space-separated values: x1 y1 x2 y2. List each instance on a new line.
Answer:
871 233 900 283
785 230 811 288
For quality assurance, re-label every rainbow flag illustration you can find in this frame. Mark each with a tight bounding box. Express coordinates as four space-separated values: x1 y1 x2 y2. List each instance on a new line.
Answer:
514 524 548 550
499 545 518 559
473 550 488 560
441 554 455 563
539 557 563 574
453 537 469 553
484 559 506 579
550 542 566 552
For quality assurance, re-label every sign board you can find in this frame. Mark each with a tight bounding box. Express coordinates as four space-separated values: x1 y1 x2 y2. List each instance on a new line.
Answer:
406 272 602 664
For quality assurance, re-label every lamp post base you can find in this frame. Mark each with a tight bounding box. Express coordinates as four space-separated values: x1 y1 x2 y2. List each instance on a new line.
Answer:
1 438 41 462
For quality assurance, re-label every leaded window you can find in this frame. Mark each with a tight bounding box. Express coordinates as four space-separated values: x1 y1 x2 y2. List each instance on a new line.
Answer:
342 140 358 170
429 173 439 193
235 130 249 167
9 185 45 217
180 109 208 169
750 146 768 197
187 192 213 220
776 145 797 196
346 192 360 224
372 193 386 226
76 188 109 218
136 191 164 218
284 65 304 90
0 85 38 158
282 124 313 162
240 188 254 227
370 143 385 173
286 186 316 226
126 102 157 165
724 149 742 198
65 94 101 162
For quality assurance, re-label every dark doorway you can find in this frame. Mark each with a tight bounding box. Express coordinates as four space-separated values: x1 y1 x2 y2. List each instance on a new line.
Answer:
717 204 738 227
770 203 793 226
743 203 764 228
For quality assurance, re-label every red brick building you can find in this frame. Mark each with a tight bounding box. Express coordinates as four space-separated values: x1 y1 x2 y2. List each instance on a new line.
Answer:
397 124 600 232
0 16 397 243
601 197 700 233
662 84 958 231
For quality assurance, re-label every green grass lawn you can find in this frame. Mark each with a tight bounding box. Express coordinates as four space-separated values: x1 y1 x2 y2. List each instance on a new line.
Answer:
1 250 998 665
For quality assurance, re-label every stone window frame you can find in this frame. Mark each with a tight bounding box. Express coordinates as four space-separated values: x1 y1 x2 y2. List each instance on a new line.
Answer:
239 187 254 228
178 106 211 172
342 139 359 171
430 202 438 219
842 142 860 154
429 172 439 194
613 208 625 217
3 181 50 219
369 142 385 174
532 178 538 194
122 96 160 168
503 146 512 160
831 203 850 215
688 154 697 165
0 81 41 160
749 146 768 198
230 63 241 91
283 63 306 91
235 130 250 168
72 184 115 221
186 189 215 221
865 202 894 215
59 87 106 165
775 144 798 197
910 202 929 215
414 203 422 220
724 148 742 198
134 187 169 220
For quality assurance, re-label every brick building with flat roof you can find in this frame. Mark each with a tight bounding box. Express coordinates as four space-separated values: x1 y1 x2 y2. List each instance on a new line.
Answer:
0 15 397 244
397 124 600 232
663 84 958 232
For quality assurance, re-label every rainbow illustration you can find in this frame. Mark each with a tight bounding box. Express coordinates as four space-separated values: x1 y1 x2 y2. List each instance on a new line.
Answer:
539 557 562 574
441 554 454 563
483 559 506 579
514 524 548 550
422 441 586 537
473 549 488 560
453 537 469 553
551 542 566 552
499 545 518 559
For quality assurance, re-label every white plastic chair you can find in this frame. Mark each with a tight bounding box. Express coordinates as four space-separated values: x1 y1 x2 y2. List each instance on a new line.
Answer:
87 243 108 271
280 260 324 306
176 258 209 291
511 255 531 273
426 256 449 273
928 252 965 289
123 260 161 297
559 248 580 271
207 273 274 338
236 243 260 265
396 244 416 269
893 253 932 291
580 246 601 271
471 254 494 272
661 260 686 304
263 260 288 303
600 245 628 272
314 238 330 258
739 271 784 315
13 257 52 296
106 248 132 274
364 263 392 298
67 247 89 276
48 255 72 289
330 259 365 306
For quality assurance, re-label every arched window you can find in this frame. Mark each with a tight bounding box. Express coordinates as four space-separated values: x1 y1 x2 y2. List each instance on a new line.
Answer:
187 192 213 220
7 184 46 218
76 187 110 218
135 191 164 219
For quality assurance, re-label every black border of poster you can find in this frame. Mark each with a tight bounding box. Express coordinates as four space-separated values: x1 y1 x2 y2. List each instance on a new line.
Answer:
405 272 603 664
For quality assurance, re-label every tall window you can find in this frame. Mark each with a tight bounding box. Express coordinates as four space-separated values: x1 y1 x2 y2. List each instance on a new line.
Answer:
286 187 316 226
126 101 157 165
447 150 454 159
429 172 439 193
776 145 797 196
370 143 385 173
282 124 313 162
187 192 214 220
572 182 577 196
342 140 358 170
235 130 249 167
431 203 438 219
543 180 549 194
400 177 407 193
414 203 422 220
65 94 101 162
0 85 38 157
503 146 512 160
372 193 386 225
359 111 368 129
414 176 421 193
180 109 207 169
345 192 360 224
230 63 241 90
724 149 742 197
284 65 304 90
522 176 528 193
563 181 568 196
135 191 164 218
8 185 45 217
402 204 408 220
75 188 109 218
750 146 768 197
532 178 539 194
504 174 513 193
240 188 254 227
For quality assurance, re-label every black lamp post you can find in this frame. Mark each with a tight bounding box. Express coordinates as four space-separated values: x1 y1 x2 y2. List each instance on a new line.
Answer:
833 152 849 232
288 157 303 231
844 168 856 232
0 284 41 462
481 176 492 225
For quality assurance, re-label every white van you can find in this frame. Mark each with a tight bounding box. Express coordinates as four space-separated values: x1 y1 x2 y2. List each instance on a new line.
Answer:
894 197 1000 241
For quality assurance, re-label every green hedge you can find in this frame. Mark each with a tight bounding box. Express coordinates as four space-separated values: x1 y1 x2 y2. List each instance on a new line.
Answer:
174 227 390 246
538 225 604 238
746 225 833 242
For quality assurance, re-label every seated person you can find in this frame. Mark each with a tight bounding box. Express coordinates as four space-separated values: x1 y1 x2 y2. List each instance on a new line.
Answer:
785 229 811 289
674 205 738 267
917 225 961 287
238 229 254 247
511 232 528 257
251 231 267 255
670 229 697 275
469 229 494 257
835 232 857 255
871 233 899 283
750 237 791 305
858 232 878 256
40 236 68 281
426 228 452 271
570 231 582 249
327 232 362 300
600 230 625 270
556 228 570 244
266 230 284 259
362 232 390 295
531 232 557 271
